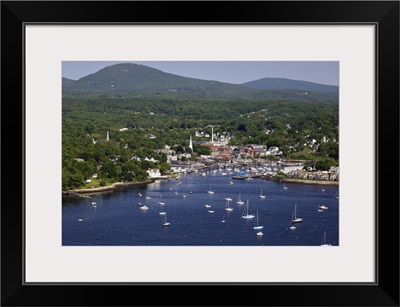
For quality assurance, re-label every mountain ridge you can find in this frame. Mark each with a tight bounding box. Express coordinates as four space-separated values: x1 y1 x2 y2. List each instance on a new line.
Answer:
241 77 338 93
62 63 338 103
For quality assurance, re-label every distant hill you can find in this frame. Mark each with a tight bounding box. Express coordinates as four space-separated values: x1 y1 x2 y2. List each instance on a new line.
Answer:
62 63 338 103
62 63 255 96
62 77 76 87
241 77 338 93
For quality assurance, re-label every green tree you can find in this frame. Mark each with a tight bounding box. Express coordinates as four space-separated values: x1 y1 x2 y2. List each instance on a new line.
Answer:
316 158 337 171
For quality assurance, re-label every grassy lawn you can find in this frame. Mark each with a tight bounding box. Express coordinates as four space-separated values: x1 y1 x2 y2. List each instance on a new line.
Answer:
290 150 327 162
80 178 114 189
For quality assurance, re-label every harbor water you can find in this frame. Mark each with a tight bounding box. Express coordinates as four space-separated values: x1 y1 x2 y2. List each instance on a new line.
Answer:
62 169 339 246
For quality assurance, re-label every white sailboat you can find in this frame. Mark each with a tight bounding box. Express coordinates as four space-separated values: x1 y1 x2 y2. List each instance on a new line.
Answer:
320 231 331 246
290 204 303 223
241 199 255 219
207 184 214 194
253 210 264 230
158 194 165 205
162 213 170 227
259 189 266 199
225 200 234 212
236 193 244 205
283 183 288 190
318 204 328 210
159 203 166 215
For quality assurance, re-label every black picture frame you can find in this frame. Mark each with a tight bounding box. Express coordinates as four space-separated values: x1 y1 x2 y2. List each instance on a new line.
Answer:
1 1 399 306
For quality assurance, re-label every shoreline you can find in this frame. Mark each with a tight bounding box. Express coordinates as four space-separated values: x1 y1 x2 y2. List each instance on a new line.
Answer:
263 176 339 186
63 173 338 198
281 178 339 186
62 179 155 197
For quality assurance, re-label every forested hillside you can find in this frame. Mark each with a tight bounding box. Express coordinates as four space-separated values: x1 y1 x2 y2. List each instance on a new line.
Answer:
62 92 338 190
241 77 338 93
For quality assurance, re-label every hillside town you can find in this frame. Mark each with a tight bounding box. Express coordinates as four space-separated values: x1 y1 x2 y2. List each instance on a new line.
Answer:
148 127 339 183
71 125 339 193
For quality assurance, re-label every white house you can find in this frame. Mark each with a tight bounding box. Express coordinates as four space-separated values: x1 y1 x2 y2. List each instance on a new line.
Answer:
147 168 161 178
167 155 177 162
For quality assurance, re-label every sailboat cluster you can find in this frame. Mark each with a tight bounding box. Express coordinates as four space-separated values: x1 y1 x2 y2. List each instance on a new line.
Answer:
133 174 334 244
139 184 291 238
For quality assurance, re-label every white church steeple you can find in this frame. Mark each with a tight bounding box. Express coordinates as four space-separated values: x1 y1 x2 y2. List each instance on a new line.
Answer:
189 135 193 151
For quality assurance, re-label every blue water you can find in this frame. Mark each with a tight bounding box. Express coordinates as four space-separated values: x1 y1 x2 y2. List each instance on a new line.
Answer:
62 171 339 246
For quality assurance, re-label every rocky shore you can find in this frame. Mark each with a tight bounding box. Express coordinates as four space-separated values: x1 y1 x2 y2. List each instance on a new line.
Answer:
280 178 339 186
62 179 155 197
261 175 339 186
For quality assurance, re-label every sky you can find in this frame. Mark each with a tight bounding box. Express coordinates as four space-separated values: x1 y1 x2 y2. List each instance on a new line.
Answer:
62 61 339 86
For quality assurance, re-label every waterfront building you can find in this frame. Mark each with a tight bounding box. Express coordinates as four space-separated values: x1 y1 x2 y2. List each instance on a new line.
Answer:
147 168 161 178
